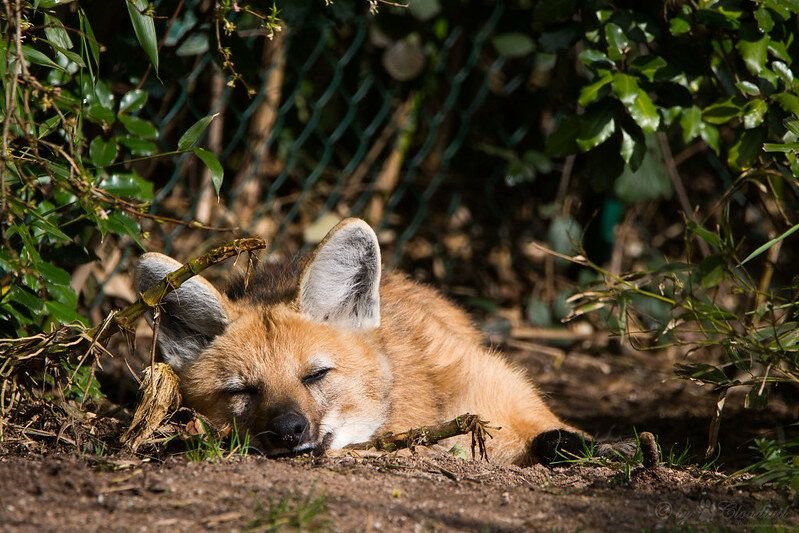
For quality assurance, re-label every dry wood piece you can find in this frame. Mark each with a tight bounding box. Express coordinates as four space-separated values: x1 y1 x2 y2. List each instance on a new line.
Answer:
121 363 181 452
639 431 659 469
346 414 496 461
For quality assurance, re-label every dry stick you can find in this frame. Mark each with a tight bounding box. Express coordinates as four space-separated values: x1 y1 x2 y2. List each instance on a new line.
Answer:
109 237 265 333
705 390 727 458
345 414 496 461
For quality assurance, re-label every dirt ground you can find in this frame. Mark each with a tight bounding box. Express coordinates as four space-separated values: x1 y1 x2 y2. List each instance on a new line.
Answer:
1 344 798 531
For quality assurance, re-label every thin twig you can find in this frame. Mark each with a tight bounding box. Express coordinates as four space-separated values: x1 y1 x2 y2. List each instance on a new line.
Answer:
346 414 496 461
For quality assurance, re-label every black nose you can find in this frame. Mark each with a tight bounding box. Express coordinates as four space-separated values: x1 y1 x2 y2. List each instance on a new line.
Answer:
268 412 309 448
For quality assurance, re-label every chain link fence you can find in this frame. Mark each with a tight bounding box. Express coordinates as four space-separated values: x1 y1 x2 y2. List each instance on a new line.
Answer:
145 0 543 256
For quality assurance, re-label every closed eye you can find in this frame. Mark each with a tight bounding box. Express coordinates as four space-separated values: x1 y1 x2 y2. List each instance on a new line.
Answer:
221 384 259 396
302 367 332 386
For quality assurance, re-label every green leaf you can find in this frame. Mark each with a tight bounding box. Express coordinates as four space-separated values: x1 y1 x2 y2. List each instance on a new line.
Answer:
742 99 767 129
21 45 65 72
126 0 159 74
576 106 616 151
604 23 629 61
193 147 224 195
680 106 703 143
772 61 794 85
736 80 760 96
118 114 159 140
675 363 736 387
118 135 157 156
754 8 774 32
742 222 799 264
784 118 799 136
737 36 769 75
492 33 535 58
43 14 73 50
38 115 61 138
30 217 70 243
700 123 721 154
728 128 765 170
37 262 72 287
45 300 87 326
630 56 667 82
178 114 217 151
578 48 615 69
9 285 44 314
774 92 799 115
630 89 660 132
620 124 646 171
36 0 76 8
89 137 118 167
100 172 154 200
763 142 799 153
86 104 116 125
578 74 612 108
119 89 148 114
611 73 638 105
702 98 740 125
688 222 722 248
41 39 85 67
102 211 144 249
698 255 726 288
669 16 690 36
79 9 100 68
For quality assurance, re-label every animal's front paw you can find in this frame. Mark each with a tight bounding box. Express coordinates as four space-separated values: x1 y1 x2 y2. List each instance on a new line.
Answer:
530 429 591 466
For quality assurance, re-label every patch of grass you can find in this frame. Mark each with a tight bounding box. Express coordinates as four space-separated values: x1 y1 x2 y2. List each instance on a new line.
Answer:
553 431 648 483
552 435 610 467
81 439 108 457
246 492 330 532
185 419 253 463
662 442 693 468
736 436 799 491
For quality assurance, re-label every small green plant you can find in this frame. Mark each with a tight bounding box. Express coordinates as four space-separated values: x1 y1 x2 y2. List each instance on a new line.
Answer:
662 442 693 468
246 492 330 532
185 419 253 463
81 439 108 457
736 436 799 491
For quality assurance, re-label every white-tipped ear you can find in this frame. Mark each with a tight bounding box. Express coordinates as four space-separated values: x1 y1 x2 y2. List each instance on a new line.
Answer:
298 218 381 329
135 252 229 370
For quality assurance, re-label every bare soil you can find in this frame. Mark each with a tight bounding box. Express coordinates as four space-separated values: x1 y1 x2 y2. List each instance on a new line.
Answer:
1 346 798 531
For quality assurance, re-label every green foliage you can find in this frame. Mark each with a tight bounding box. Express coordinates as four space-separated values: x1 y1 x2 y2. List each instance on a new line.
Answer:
246 492 330 532
529 1 799 193
0 4 224 340
739 436 799 491
518 0 799 459
185 420 253 463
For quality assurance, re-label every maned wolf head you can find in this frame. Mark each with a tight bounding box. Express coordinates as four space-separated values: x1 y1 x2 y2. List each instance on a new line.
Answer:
135 219 389 455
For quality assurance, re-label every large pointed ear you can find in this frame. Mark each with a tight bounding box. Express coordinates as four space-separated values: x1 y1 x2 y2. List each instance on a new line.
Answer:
297 218 381 329
134 253 229 370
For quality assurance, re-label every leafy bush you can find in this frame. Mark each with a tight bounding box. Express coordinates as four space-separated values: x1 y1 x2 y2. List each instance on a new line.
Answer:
0 1 221 339
520 0 799 453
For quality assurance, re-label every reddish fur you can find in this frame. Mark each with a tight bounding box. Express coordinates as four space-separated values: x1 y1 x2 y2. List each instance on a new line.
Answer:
144 219 579 465
175 270 572 466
